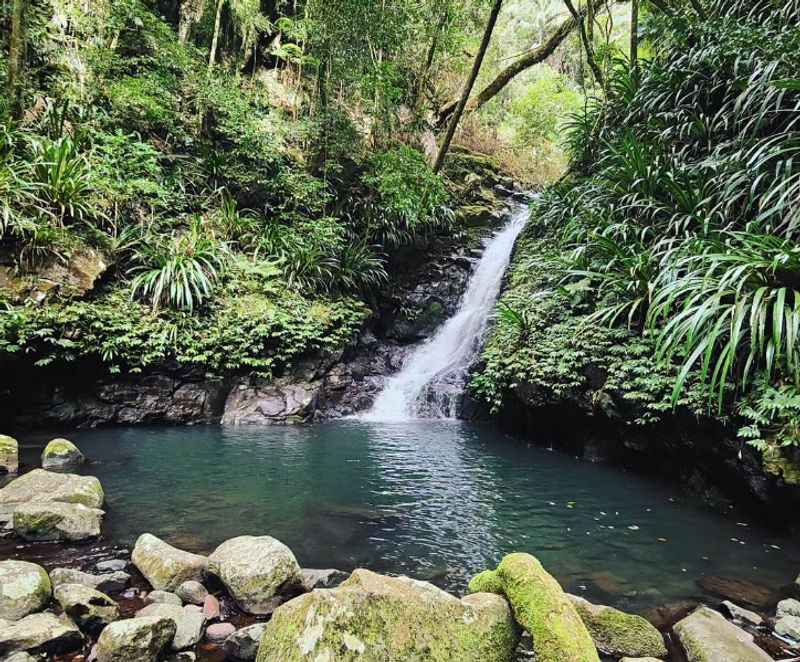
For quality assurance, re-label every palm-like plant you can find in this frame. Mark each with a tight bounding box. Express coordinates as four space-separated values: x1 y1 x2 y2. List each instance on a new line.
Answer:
32 137 94 224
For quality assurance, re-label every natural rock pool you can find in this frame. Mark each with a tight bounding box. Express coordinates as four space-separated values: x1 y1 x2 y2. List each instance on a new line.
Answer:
13 420 799 615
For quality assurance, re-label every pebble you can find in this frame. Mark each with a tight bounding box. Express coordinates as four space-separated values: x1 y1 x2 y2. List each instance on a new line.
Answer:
203 594 220 620
95 559 128 572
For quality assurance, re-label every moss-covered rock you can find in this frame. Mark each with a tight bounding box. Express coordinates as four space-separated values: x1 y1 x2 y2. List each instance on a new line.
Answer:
0 560 52 621
95 615 176 662
131 533 208 591
13 502 103 541
54 583 119 635
568 594 666 658
256 568 519 662
208 535 301 614
673 606 771 662
0 612 83 656
41 438 85 470
467 553 599 662
0 435 19 474
0 469 104 523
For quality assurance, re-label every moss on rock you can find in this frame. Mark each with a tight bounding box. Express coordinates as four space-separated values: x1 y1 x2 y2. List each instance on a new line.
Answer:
0 435 18 474
41 438 85 470
468 553 599 662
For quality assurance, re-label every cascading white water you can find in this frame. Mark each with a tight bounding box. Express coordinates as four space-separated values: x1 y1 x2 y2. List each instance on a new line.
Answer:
363 205 529 421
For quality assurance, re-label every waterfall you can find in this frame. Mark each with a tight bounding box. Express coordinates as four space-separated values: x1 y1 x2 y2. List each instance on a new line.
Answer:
363 205 529 421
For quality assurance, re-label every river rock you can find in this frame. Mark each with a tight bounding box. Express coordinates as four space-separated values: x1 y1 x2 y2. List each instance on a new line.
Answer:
145 590 183 607
0 435 18 474
468 553 598 662
202 594 220 620
0 612 83 656
50 567 130 594
54 583 119 635
176 581 208 605
720 600 763 626
0 469 103 523
132 533 208 591
776 614 800 641
95 559 127 573
777 598 800 618
300 568 349 591
13 501 103 541
673 606 772 661
208 536 301 614
95 615 176 662
41 438 85 470
0 560 52 621
1 652 38 662
223 622 266 660
136 604 204 651
257 568 519 662
206 622 236 643
696 576 777 609
568 594 667 658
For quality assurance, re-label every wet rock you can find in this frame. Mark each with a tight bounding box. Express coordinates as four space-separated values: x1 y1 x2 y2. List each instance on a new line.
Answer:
258 568 519 662
696 576 778 609
1 652 37 662
469 553 597 662
0 435 18 474
775 614 800 641
0 469 104 523
95 559 127 573
50 567 130 594
0 560 52 621
205 622 235 643
208 536 301 614
54 584 119 635
136 604 204 651
777 598 800 618
568 594 666 658
202 594 220 621
673 606 772 662
720 600 763 626
131 533 208 591
223 622 265 660
41 438 85 470
145 591 183 607
13 501 103 541
300 568 349 592
96 615 176 662
221 378 321 425
0 612 83 656
176 581 208 606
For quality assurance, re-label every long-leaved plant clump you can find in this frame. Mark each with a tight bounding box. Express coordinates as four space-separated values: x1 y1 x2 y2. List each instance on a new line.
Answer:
548 0 800 448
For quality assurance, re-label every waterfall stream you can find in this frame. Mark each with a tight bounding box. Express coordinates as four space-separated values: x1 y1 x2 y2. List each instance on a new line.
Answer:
363 205 530 421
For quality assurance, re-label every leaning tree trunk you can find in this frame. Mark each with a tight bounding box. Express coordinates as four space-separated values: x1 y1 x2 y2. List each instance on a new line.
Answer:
630 0 639 72
563 0 605 89
433 0 504 173
208 0 225 70
7 0 26 118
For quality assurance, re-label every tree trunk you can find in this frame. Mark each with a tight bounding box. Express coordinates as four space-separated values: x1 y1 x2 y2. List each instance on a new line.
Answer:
7 0 26 118
413 6 449 108
178 0 205 44
563 0 604 89
433 0 504 173
630 0 639 71
208 0 225 70
437 0 613 125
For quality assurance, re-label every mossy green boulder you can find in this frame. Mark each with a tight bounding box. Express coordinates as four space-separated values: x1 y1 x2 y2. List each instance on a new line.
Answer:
256 568 519 662
132 533 208 591
468 553 599 662
673 606 771 662
568 594 666 658
14 502 104 541
0 435 18 474
41 438 85 470
95 615 176 662
0 469 104 523
0 560 52 621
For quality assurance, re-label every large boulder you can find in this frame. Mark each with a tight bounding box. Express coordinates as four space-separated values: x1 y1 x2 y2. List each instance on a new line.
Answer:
95 615 176 662
0 560 52 621
54 583 119 635
568 594 666 658
131 533 208 591
468 553 599 662
50 567 130 594
221 378 321 425
208 536 301 614
256 568 519 662
0 469 103 523
136 604 204 651
673 606 771 662
13 501 103 541
224 623 266 661
41 438 85 470
0 612 83 656
0 435 18 474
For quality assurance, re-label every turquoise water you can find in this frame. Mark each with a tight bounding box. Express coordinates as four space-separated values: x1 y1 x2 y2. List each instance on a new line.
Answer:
16 421 800 612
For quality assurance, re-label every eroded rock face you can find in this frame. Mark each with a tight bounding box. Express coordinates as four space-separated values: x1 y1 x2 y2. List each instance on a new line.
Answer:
568 594 666 658
41 438 85 470
0 560 52 621
221 378 322 425
468 553 599 662
0 612 83 656
208 536 301 614
13 501 103 541
95 615 176 662
673 606 771 662
0 435 18 474
54 583 119 635
0 469 104 523
256 569 519 662
131 533 208 591
135 604 204 651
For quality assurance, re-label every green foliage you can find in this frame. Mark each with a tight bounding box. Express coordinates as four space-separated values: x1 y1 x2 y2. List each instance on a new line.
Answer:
738 381 800 452
509 69 582 149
